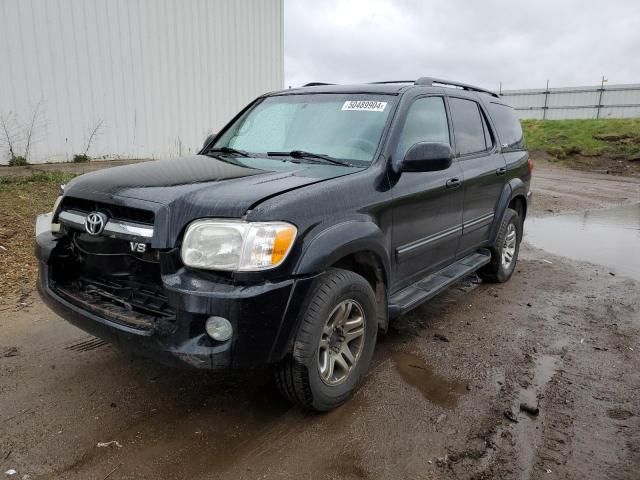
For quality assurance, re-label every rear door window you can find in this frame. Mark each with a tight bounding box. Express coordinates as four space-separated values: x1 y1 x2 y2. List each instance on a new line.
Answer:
448 97 487 156
487 102 525 151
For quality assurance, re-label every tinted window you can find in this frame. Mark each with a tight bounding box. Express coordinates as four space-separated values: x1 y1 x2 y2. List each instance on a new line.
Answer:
449 97 487 155
480 111 493 149
488 102 525 151
397 97 450 159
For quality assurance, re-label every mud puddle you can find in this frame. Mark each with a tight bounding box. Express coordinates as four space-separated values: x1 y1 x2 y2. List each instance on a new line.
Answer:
511 354 561 478
525 203 640 280
391 352 467 408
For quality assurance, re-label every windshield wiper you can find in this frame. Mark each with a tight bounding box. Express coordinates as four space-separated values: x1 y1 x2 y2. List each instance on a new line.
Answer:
267 150 353 167
206 146 251 157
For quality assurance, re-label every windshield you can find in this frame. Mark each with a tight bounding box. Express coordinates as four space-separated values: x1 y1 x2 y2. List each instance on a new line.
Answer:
213 94 396 163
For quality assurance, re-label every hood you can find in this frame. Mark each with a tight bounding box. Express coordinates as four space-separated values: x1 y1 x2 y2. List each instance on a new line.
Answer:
62 155 360 247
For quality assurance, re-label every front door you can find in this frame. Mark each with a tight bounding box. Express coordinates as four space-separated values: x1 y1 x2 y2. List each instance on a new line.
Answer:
447 96 507 255
390 96 464 291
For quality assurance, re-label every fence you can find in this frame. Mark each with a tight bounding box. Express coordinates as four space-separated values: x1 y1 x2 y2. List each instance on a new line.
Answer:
500 83 640 120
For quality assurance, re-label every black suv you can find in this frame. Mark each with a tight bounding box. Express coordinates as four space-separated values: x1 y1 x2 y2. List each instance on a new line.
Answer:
36 77 531 411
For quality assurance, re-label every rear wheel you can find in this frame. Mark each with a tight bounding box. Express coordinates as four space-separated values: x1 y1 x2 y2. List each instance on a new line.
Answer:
274 268 377 411
478 208 522 283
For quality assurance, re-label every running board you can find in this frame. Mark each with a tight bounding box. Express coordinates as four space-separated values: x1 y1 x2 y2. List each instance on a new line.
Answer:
388 251 491 318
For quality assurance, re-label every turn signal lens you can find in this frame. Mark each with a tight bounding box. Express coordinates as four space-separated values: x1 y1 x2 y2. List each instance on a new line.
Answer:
238 223 297 270
271 227 296 265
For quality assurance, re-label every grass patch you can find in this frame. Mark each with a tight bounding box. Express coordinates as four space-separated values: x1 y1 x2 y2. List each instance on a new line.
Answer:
0 171 77 187
8 155 28 167
522 119 640 161
73 153 91 163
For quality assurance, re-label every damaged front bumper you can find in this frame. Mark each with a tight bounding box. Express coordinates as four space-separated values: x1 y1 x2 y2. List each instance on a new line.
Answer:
35 230 315 370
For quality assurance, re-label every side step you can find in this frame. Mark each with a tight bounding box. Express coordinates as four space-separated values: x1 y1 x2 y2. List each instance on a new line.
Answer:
388 251 491 318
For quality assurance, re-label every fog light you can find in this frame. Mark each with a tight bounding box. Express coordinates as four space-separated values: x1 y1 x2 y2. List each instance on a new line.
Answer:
205 316 233 341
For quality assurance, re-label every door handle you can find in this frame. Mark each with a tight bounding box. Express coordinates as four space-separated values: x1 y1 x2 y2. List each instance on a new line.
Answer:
445 177 462 189
496 167 507 176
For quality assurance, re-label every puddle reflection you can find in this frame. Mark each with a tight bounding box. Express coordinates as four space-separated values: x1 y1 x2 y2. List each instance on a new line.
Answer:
525 204 640 280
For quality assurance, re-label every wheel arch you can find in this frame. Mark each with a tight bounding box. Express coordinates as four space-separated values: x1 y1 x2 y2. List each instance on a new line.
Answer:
293 220 391 332
293 220 391 284
489 180 529 245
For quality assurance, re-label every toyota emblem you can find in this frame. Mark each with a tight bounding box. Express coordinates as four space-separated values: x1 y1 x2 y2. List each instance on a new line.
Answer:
85 211 108 235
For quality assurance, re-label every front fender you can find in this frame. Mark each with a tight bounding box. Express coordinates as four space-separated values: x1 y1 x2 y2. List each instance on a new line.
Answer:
267 220 390 363
294 219 390 284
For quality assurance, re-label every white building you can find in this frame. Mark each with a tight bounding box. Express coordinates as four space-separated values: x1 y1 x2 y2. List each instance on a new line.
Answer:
0 0 284 163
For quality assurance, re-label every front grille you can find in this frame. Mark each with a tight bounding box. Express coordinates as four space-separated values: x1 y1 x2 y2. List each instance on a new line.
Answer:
80 275 172 318
60 197 154 224
49 234 175 332
54 274 175 331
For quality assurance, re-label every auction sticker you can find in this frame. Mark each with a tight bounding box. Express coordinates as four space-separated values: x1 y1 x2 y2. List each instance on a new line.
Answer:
341 100 387 112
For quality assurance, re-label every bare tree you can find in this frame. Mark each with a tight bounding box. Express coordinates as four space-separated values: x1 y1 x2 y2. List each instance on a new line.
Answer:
83 118 104 156
0 112 22 165
23 100 41 163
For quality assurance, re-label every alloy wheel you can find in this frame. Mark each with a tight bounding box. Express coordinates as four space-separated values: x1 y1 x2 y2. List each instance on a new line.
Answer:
317 299 366 385
502 222 517 269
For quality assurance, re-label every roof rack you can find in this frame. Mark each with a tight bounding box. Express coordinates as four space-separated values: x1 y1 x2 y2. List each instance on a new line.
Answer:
303 78 499 97
369 80 414 84
414 77 499 97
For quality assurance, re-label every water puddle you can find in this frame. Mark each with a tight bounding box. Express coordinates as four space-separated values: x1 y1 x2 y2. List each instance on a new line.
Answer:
512 354 560 479
391 352 466 408
518 354 559 410
525 203 640 280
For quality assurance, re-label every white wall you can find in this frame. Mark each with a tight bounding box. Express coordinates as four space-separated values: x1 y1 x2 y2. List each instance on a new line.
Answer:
0 0 284 163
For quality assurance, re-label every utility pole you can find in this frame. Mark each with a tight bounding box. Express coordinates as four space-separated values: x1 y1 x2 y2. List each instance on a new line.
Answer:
542 80 550 120
596 75 607 119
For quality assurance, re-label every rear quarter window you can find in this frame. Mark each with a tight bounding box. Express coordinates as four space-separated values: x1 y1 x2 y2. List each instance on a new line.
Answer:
488 103 526 151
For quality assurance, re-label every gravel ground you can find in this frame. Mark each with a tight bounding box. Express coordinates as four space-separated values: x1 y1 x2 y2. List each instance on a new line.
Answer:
0 161 639 479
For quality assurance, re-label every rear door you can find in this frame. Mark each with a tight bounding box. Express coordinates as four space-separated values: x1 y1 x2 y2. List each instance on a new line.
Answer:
390 95 464 289
447 96 507 255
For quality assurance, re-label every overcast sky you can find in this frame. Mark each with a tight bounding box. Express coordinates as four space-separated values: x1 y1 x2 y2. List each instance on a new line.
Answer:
284 0 640 91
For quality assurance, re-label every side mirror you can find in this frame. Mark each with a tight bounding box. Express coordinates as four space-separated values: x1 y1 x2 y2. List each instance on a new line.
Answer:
202 133 217 150
402 142 454 172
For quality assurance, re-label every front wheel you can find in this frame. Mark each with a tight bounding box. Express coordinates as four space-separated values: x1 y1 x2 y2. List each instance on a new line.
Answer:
274 268 377 411
478 208 522 283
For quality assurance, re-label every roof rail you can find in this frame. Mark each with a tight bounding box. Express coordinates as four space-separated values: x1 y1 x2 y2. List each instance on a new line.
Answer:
369 80 414 84
303 82 335 87
414 77 499 97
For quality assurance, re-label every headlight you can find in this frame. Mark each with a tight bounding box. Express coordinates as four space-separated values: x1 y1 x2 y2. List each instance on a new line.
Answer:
181 219 297 271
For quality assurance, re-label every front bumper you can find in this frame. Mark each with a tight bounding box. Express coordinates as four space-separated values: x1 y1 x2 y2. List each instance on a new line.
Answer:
36 231 316 370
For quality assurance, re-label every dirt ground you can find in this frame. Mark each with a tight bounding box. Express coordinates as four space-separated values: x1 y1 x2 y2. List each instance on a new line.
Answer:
1 161 639 479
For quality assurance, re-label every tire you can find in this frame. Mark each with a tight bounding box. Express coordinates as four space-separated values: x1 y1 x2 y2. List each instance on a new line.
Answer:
478 208 522 283
274 268 377 411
